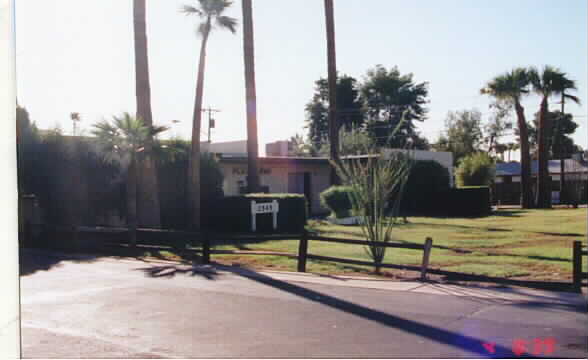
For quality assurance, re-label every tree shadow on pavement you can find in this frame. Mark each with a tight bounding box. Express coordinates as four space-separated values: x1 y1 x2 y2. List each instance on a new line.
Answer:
214 264 539 358
19 249 102 276
136 264 220 280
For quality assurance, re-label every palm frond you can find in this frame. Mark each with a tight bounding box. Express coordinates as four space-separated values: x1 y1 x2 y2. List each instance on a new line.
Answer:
564 93 581 105
180 4 203 16
216 15 237 33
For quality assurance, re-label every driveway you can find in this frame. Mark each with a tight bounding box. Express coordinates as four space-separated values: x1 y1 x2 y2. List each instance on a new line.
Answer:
19 249 588 358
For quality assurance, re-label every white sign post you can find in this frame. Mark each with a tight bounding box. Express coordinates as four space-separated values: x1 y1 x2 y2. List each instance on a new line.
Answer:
251 200 279 232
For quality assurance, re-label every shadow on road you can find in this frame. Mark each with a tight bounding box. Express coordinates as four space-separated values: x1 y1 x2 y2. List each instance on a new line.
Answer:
218 265 538 358
136 264 220 280
134 261 545 358
19 249 102 276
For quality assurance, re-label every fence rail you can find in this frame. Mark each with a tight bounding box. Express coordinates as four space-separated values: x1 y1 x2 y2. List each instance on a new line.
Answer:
27 224 585 290
299 233 434 281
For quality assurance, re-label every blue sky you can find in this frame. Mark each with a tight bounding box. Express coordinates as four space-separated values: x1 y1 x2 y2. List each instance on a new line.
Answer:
15 0 588 155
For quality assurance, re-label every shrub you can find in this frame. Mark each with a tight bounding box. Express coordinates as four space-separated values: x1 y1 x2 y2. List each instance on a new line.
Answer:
455 152 495 187
400 160 450 214
320 186 354 218
333 149 413 273
205 193 307 233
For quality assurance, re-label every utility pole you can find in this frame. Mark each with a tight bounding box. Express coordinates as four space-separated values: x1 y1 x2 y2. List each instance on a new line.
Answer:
201 107 220 143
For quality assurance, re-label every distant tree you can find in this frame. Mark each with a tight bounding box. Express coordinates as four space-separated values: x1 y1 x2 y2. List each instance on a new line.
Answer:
289 133 319 157
528 66 580 208
305 74 364 148
481 68 534 208
526 111 581 158
360 65 429 149
433 109 483 164
92 113 167 248
318 126 375 157
483 102 513 158
455 152 495 187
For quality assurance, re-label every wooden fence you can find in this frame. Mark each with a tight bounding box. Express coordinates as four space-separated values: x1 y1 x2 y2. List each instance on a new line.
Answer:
24 225 585 290
26 225 434 281
572 241 588 292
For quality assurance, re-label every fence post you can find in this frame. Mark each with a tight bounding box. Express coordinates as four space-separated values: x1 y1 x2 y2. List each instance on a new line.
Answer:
420 237 433 281
297 231 308 272
202 232 211 265
573 241 582 292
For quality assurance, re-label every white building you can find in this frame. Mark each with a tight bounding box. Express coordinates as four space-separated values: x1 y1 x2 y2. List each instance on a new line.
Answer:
207 139 454 215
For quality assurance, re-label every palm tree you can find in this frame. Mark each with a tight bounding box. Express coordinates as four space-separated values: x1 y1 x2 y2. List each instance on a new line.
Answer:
556 77 580 205
242 0 259 192
324 0 339 185
182 0 237 229
92 113 167 248
529 66 580 208
481 68 533 208
133 0 161 228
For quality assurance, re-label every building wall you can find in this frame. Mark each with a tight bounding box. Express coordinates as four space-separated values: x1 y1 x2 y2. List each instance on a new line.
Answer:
219 161 331 215
202 140 247 155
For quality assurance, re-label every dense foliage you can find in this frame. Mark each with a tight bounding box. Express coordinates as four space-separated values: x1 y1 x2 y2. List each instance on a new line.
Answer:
400 160 451 214
320 186 354 218
305 66 430 151
16 108 224 230
455 153 495 187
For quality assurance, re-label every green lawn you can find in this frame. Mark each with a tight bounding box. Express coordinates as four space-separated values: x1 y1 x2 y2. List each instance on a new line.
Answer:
150 208 588 282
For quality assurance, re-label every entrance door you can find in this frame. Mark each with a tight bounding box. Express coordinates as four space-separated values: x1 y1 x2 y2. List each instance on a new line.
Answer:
288 172 312 213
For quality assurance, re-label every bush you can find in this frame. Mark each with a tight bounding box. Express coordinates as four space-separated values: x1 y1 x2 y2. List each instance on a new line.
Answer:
455 153 495 187
399 160 450 214
320 186 354 218
206 193 307 233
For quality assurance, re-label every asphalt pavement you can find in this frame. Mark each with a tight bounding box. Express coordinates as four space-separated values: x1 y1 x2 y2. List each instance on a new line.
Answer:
18 249 588 358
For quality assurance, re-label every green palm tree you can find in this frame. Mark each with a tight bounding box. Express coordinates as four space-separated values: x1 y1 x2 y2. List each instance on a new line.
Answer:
556 77 581 204
481 68 534 208
182 0 237 230
92 113 167 248
133 0 161 228
529 66 580 208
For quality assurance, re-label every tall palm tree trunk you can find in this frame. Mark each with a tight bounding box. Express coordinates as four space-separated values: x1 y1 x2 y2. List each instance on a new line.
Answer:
127 157 138 249
188 20 211 230
536 97 551 208
560 93 566 205
242 0 260 193
324 0 339 185
133 0 161 227
515 102 533 209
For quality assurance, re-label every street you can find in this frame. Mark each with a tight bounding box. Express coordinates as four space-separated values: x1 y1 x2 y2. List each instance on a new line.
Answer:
19 249 588 358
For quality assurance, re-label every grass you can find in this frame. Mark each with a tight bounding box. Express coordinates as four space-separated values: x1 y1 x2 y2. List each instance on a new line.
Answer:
142 208 587 282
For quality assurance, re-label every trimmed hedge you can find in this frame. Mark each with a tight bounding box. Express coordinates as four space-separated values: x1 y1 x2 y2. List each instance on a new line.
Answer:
320 186 354 218
400 160 451 214
205 193 307 233
441 187 491 217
